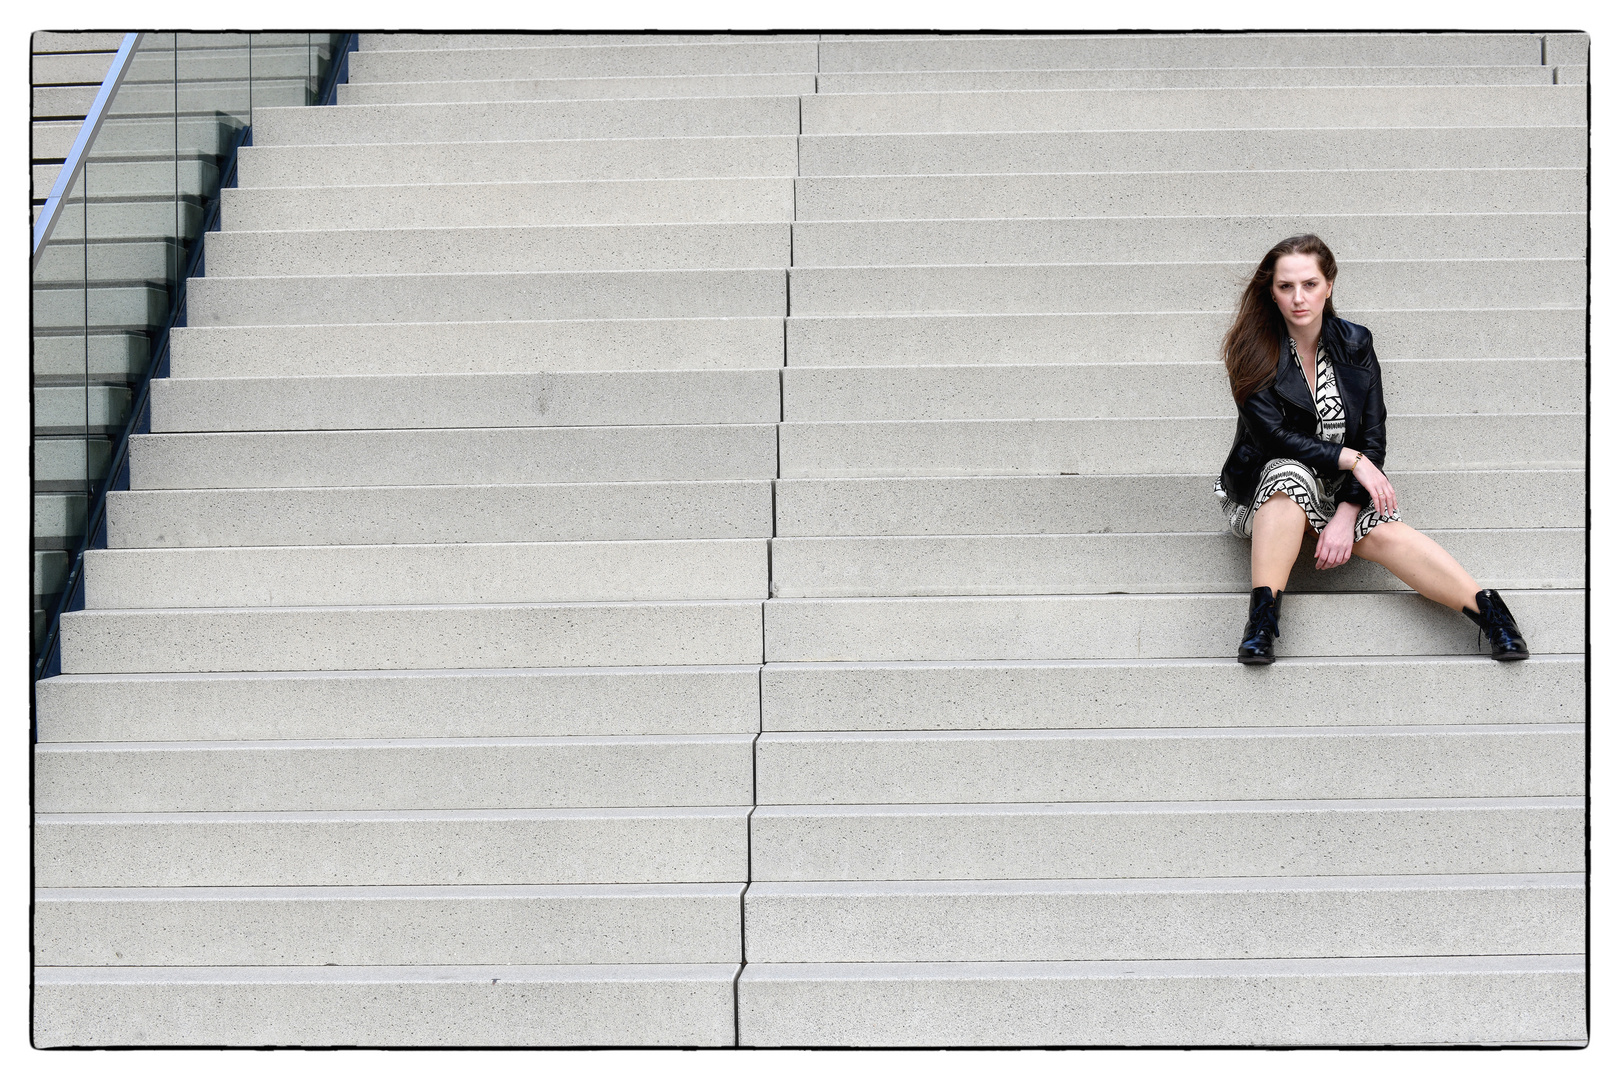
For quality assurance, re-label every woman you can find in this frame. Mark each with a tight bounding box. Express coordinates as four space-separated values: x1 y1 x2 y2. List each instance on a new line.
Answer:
1213 234 1529 665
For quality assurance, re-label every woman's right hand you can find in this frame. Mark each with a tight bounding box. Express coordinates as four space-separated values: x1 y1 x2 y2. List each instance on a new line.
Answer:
1352 455 1398 517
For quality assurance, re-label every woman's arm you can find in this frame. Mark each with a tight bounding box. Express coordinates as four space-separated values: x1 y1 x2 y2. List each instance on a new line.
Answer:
1338 343 1391 508
1236 391 1343 475
1316 500 1360 569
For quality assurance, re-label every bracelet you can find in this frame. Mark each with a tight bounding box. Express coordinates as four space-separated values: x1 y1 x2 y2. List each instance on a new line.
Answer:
1350 452 1364 471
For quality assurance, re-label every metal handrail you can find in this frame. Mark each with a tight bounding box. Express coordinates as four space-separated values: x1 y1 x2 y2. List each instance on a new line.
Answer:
31 32 142 269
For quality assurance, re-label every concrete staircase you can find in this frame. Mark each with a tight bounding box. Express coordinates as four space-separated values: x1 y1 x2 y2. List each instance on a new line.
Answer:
34 31 1587 1046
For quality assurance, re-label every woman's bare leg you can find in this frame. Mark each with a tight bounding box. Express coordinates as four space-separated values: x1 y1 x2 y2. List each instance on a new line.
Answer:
1352 521 1482 610
1251 493 1308 593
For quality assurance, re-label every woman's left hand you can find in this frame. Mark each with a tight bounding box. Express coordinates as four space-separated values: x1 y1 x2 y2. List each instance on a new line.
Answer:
1315 512 1356 570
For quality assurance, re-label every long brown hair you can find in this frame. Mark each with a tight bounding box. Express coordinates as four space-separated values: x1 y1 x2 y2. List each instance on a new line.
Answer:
1223 234 1339 403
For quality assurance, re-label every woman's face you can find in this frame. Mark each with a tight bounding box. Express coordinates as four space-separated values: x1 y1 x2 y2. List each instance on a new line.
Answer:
1271 253 1333 334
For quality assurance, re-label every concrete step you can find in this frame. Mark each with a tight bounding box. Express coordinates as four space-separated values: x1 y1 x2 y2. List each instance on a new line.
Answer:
60 599 765 673
37 883 745 965
760 656 1584 731
795 170 1584 221
33 32 129 52
761 589 1583 662
800 86 1582 135
790 214 1586 265
774 471 1584 534
781 359 1584 419
203 223 792 276
767 528 1582 597
347 40 819 82
37 665 762 742
82 538 769 607
1546 34 1589 65
358 33 816 50
222 178 796 230
750 797 1583 880
787 260 1580 315
150 369 782 431
235 136 800 187
31 50 117 84
787 308 1585 365
36 733 755 811
737 955 1583 1046
169 318 786 377
818 65 1557 93
106 479 774 547
777 414 1583 478
754 725 1581 803
340 73 818 104
252 95 801 146
186 268 787 327
744 873 1584 961
36 963 740 1046
818 33 1545 71
36 806 752 886
128 425 778 488
815 126 1589 175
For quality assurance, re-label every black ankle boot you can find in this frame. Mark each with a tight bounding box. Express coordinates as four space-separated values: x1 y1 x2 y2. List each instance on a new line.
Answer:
1462 589 1530 661
1238 586 1282 665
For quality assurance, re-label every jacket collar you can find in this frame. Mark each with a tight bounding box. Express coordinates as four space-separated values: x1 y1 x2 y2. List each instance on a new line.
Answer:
1272 332 1313 410
1272 316 1343 410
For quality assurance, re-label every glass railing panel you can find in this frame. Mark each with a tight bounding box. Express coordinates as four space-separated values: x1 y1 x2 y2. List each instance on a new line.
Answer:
31 166 88 648
31 29 353 672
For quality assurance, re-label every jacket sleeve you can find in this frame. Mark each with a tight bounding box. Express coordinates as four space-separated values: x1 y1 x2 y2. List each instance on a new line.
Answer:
1235 390 1344 476
1338 345 1388 509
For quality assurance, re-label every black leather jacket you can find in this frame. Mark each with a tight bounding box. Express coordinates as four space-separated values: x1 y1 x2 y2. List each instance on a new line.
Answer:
1219 315 1388 509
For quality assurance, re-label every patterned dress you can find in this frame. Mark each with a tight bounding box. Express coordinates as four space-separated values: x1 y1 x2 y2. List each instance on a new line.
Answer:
1215 337 1400 543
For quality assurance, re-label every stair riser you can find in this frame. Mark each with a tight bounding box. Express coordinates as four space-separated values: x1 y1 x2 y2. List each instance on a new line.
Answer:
128 425 779 488
797 170 1584 220
37 888 745 965
737 962 1582 1046
819 66 1556 92
168 319 786 377
108 481 775 548
750 802 1582 880
783 359 1584 419
222 178 796 230
760 656 1584 731
37 737 755 812
788 308 1586 365
754 728 1582 802
793 214 1585 265
346 40 819 81
36 811 751 886
763 590 1583 662
779 414 1584 478
744 878 1584 961
150 369 782 431
341 73 818 104
83 539 770 608
36 967 740 1046
235 136 801 187
801 86 1584 134
38 667 762 742
252 95 801 145
768 528 1583 596
61 601 765 674
819 33 1546 70
188 269 787 326
205 223 792 276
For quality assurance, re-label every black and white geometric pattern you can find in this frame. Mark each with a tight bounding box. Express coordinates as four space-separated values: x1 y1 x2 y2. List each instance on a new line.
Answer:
1214 336 1399 543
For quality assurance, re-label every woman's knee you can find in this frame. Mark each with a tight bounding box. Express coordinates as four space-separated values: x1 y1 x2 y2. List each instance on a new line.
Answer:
1353 519 1413 559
